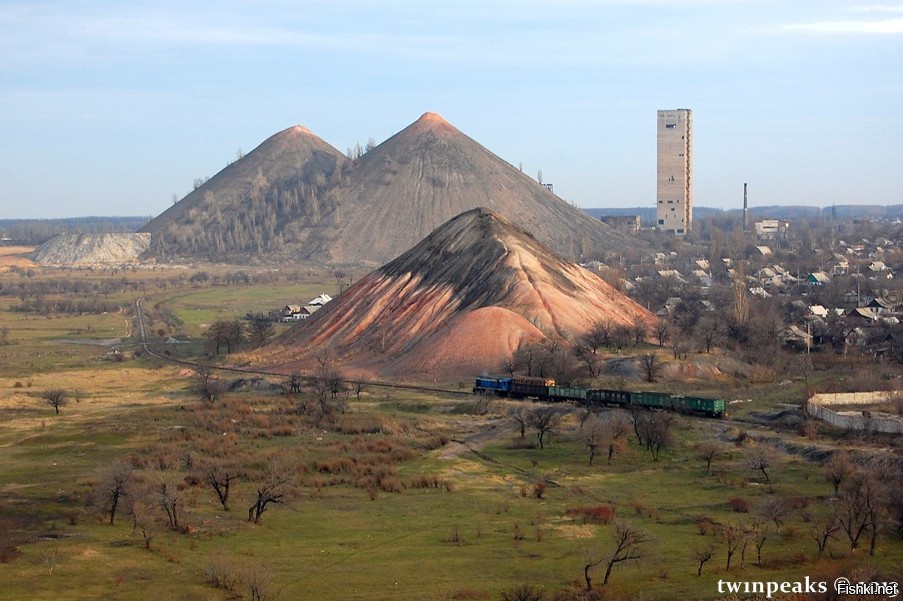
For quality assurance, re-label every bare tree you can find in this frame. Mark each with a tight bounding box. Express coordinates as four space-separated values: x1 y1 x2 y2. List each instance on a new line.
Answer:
528 408 563 449
694 314 722 353
248 463 293 524
824 451 854 495
756 497 788 532
744 444 775 483
638 353 662 383
582 416 605 466
583 412 629 466
97 461 132 525
747 520 769 566
40 388 68 415
205 319 245 355
631 409 674 461
202 461 242 511
130 495 161 549
653 320 670 347
154 477 181 531
810 510 841 556
246 317 276 347
720 522 748 571
509 406 530 440
695 440 722 475
242 563 277 601
601 521 651 586
693 543 715 576
194 366 224 404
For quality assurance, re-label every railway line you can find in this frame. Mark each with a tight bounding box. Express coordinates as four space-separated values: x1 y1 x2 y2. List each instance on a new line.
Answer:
133 298 472 398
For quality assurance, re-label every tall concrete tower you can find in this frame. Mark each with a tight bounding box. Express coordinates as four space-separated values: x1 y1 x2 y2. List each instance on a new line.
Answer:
656 109 692 234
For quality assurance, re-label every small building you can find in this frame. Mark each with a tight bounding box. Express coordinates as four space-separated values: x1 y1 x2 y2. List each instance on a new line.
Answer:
754 219 787 240
806 272 831 286
599 215 641 235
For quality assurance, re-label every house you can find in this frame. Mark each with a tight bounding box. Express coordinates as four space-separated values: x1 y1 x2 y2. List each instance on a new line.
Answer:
691 270 712 287
307 293 333 306
867 297 896 314
282 304 302 321
847 307 880 325
806 272 831 286
755 245 773 256
298 305 322 319
780 325 812 352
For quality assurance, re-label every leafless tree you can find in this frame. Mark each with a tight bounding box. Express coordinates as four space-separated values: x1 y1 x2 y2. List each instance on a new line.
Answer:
810 510 841 556
693 543 715 576
601 521 652 586
630 322 648 347
835 468 889 555
97 461 133 525
653 320 670 347
205 319 245 355
744 444 775 483
154 477 181 531
747 520 769 566
694 314 722 353
582 416 606 466
638 353 661 383
824 451 854 495
756 497 788 532
528 407 563 449
242 563 277 601
246 317 275 347
720 521 748 571
631 409 674 461
695 440 722 474
194 366 225 404
248 463 294 524
130 495 161 549
610 326 632 353
202 461 242 511
40 388 68 415
584 411 629 466
509 406 530 440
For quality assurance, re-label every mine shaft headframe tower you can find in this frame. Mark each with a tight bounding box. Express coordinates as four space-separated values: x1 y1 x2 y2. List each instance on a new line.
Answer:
656 109 693 235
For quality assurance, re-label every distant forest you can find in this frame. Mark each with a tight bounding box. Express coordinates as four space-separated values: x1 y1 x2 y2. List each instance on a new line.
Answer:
0 216 151 245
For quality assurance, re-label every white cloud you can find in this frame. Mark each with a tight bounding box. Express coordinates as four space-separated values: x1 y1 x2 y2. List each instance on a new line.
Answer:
782 16 903 33
850 4 903 13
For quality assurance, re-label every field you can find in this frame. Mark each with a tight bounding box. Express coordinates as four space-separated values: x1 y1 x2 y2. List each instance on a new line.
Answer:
0 262 900 601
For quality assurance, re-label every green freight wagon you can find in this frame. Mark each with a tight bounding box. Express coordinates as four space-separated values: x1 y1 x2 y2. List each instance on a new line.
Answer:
547 386 587 402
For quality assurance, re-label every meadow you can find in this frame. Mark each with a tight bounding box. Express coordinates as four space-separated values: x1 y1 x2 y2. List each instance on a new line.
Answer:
0 258 900 601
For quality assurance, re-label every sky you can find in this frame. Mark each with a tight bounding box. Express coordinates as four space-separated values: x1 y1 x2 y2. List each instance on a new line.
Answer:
0 0 901 219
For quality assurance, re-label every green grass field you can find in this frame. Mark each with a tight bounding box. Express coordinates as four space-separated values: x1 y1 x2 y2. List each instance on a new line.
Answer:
0 267 900 601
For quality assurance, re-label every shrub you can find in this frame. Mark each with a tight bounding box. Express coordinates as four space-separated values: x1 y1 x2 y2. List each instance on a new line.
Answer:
500 584 544 601
728 497 750 513
695 515 716 536
532 481 545 499
564 505 615 525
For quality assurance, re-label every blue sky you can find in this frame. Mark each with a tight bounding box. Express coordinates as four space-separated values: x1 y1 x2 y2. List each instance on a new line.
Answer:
1 0 901 219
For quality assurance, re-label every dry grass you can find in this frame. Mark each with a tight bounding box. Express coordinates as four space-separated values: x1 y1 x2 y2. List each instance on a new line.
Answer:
0 246 36 271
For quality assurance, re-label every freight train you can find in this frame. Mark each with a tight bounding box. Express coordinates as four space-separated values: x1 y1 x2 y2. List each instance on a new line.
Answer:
473 376 725 418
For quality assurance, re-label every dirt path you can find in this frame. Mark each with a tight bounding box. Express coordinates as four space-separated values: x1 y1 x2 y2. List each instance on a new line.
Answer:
439 416 513 459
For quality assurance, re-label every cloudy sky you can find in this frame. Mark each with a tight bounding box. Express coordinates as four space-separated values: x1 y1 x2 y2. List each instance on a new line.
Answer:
1 0 900 219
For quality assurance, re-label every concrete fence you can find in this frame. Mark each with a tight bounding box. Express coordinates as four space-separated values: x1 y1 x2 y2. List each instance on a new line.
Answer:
806 392 903 434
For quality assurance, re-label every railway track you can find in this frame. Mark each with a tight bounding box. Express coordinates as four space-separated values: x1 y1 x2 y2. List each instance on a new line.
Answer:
133 298 471 398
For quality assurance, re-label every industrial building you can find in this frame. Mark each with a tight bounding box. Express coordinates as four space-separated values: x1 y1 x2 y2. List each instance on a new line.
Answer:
656 109 692 234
